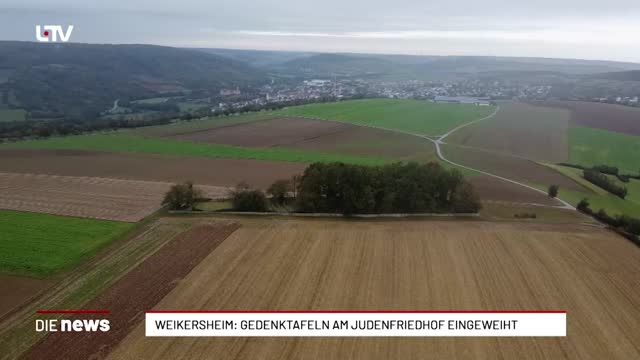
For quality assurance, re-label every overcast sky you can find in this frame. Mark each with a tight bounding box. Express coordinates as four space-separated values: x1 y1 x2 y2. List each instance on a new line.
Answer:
2 0 640 63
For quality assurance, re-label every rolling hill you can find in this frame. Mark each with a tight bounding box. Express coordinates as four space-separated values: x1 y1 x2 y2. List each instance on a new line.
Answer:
0 42 267 119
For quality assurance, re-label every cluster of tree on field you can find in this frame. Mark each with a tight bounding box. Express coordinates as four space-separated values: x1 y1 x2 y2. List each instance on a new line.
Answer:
229 162 481 215
577 199 640 245
161 182 205 211
163 162 482 215
294 162 480 214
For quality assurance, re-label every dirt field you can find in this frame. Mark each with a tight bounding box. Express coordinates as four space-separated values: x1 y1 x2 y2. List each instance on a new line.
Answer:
22 222 240 360
168 117 352 147
286 125 435 162
542 101 640 136
108 219 640 359
447 102 570 162
0 149 305 190
467 175 557 206
0 172 228 222
0 276 52 320
165 117 436 162
442 144 588 193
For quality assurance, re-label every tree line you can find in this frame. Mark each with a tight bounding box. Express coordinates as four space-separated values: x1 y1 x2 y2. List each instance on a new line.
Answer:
583 169 628 199
558 162 640 183
577 199 640 245
164 162 482 216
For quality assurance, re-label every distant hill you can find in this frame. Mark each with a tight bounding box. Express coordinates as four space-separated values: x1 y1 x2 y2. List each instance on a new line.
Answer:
197 48 312 68
275 53 400 77
590 70 640 81
415 56 640 75
0 42 266 118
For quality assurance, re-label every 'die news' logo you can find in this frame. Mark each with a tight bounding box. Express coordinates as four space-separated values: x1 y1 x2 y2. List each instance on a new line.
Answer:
35 25 74 42
36 319 110 333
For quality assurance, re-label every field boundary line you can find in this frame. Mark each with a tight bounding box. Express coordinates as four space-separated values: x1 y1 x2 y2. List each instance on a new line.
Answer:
170 210 480 218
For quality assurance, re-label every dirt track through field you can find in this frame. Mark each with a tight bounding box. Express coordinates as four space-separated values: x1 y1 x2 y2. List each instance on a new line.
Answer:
0 172 229 222
109 219 640 359
21 222 240 360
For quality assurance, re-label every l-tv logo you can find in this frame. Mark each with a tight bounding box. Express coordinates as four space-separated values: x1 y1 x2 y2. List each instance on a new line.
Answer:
36 25 74 42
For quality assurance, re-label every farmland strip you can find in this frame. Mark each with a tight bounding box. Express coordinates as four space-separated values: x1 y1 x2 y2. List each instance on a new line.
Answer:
21 222 240 360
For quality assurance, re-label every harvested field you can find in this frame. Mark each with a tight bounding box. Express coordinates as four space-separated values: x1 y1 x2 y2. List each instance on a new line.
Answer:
479 202 593 223
286 124 436 162
0 149 305 190
467 175 557 205
441 144 588 192
136 112 277 137
168 117 352 147
447 102 570 162
109 219 640 359
166 116 436 161
22 222 240 360
0 172 228 222
543 100 640 136
0 275 52 319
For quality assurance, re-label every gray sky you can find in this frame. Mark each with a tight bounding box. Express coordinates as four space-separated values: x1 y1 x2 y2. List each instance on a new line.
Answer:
2 0 640 62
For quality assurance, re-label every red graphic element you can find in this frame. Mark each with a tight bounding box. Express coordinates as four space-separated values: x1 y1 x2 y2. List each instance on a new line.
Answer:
146 310 567 314
43 31 49 36
36 310 110 314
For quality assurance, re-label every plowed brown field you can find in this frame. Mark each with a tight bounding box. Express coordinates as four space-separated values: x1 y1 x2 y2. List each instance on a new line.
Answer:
542 100 640 136
165 117 435 161
0 150 305 189
0 172 228 222
168 117 351 147
441 144 588 193
22 222 240 360
108 219 640 360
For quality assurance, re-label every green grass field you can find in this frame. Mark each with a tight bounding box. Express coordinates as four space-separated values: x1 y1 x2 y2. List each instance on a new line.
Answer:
0 109 26 122
0 210 132 277
569 126 640 174
276 99 495 135
4 133 390 166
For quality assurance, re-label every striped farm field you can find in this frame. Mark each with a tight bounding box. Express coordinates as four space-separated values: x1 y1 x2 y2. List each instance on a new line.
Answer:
106 218 640 360
3 134 389 166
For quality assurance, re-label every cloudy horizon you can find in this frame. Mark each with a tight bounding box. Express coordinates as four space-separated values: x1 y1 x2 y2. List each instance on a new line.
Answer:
2 1 640 63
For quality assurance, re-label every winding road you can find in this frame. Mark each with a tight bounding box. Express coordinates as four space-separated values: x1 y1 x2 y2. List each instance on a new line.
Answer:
301 105 575 210
426 106 574 209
